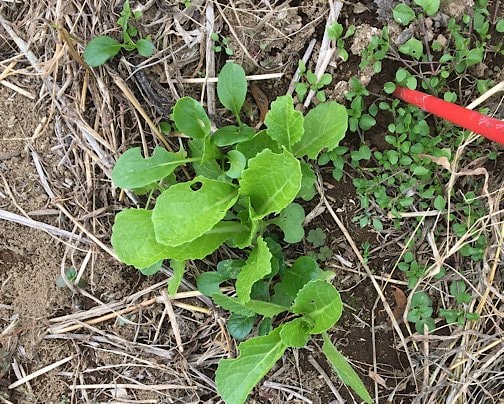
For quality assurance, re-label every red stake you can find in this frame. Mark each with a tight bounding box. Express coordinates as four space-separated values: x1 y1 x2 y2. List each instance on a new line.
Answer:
393 86 504 144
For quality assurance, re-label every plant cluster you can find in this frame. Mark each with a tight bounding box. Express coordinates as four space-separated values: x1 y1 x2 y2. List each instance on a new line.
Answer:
317 1 495 328
83 0 154 67
110 62 371 404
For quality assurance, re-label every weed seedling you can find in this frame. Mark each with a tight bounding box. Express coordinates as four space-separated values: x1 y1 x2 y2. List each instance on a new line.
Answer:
83 0 154 67
439 281 480 326
407 291 435 334
211 32 234 56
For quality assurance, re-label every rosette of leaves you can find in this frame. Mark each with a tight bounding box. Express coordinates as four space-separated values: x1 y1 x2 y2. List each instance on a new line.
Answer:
110 62 370 403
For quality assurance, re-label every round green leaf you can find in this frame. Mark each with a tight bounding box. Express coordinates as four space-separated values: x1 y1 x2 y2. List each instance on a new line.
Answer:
393 4 416 25
136 38 155 57
84 36 122 67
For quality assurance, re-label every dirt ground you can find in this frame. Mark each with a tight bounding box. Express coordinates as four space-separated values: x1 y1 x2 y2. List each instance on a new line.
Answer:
1 0 503 403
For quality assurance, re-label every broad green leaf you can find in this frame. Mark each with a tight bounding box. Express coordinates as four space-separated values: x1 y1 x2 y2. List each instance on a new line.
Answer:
414 0 439 16
112 147 189 189
225 150 247 179
197 271 227 296
298 162 317 201
112 210 243 268
279 318 312 348
272 256 325 307
236 130 281 160
111 209 173 268
212 293 288 318
392 4 415 25
212 125 255 147
236 237 272 303
433 195 446 210
215 327 287 404
243 301 286 318
152 177 238 246
84 36 122 67
292 102 348 159
399 38 424 60
227 313 255 340
166 222 243 260
291 280 343 333
173 97 211 138
217 259 245 278
270 203 305 243
217 62 247 118
239 148 302 219
212 293 255 317
322 332 373 403
168 259 185 296
136 38 155 57
265 94 304 150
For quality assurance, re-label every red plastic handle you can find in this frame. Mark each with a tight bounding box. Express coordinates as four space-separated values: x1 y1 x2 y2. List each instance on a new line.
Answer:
393 86 504 144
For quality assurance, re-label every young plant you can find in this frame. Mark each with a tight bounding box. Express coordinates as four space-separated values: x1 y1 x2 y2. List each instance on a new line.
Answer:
407 291 435 334
110 62 371 403
327 22 355 62
295 60 333 103
211 32 234 56
84 0 155 67
439 281 480 326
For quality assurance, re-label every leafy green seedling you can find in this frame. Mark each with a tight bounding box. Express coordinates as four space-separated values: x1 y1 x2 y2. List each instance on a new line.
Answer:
211 32 234 56
295 60 333 102
392 4 416 25
84 0 155 67
307 227 326 248
414 0 440 16
407 291 435 334
55 267 87 289
327 22 355 62
439 281 479 326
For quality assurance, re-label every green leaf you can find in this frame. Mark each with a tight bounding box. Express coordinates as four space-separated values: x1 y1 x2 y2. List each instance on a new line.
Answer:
236 130 281 160
433 195 446 210
291 280 343 333
232 200 260 248
264 94 304 150
227 313 255 340
279 318 312 348
172 97 211 138
212 125 255 147
152 177 238 246
136 38 155 57
384 82 396 94
292 102 348 159
270 203 305 243
112 209 243 268
236 237 272 304
307 228 326 248
168 260 185 296
111 209 173 268
197 271 228 296
322 333 373 403
215 327 287 404
239 148 301 219
217 62 247 119
393 4 416 25
112 147 188 189
83 36 122 67
225 150 247 179
497 19 504 33
212 293 287 317
399 38 424 59
414 0 440 16
298 162 317 201
272 256 326 307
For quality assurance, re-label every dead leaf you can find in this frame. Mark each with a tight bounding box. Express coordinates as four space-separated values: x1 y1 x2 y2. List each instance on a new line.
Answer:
391 286 407 323
250 82 269 126
368 370 388 388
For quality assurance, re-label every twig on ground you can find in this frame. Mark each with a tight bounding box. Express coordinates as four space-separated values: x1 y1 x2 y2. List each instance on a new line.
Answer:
8 355 76 389
307 355 344 403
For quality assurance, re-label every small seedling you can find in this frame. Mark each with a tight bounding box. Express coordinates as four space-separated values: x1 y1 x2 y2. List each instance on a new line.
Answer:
439 281 480 326
295 61 333 103
327 22 355 62
84 0 155 67
407 291 435 334
211 32 234 56
55 267 87 289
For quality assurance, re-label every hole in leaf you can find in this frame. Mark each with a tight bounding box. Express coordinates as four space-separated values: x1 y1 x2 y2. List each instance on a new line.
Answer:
190 181 202 191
